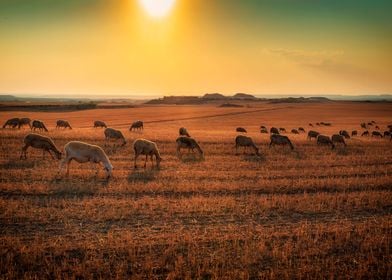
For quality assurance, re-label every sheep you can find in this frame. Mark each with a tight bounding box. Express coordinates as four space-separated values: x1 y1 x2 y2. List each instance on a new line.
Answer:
32 120 48 132
20 133 62 160
279 128 286 133
372 131 383 138
367 122 373 126
309 123 313 127
321 122 331 126
361 131 369 136
270 134 294 150
59 141 113 178
130 120 143 131
384 131 391 137
371 120 376 124
3 118 20 128
260 125 267 130
19 118 32 129
339 130 350 139
236 127 247 133
352 130 358 136
317 135 335 149
176 136 204 159
332 134 346 147
56 120 72 129
291 129 299 134
104 128 127 146
94 120 107 128
133 139 162 168
298 127 305 133
360 123 367 129
388 124 392 130
235 135 260 155
179 127 190 137
260 127 268 133
316 122 320 126
270 127 279 134
375 125 380 130
307 130 320 140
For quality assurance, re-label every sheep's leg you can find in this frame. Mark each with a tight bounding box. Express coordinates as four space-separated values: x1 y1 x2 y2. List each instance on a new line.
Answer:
47 150 55 160
269 141 273 149
20 145 28 160
144 155 147 168
176 146 181 159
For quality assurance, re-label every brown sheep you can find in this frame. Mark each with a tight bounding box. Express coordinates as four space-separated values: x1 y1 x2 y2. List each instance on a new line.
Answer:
59 141 113 178
104 128 127 146
371 131 383 138
270 134 294 150
176 136 204 159
309 123 313 127
352 130 358 136
56 120 72 129
270 127 279 134
279 128 286 133
130 120 144 131
332 134 346 147
339 130 350 139
20 133 62 160
291 129 299 134
375 125 380 130
235 135 260 155
317 135 335 149
19 118 32 129
3 118 20 128
384 131 391 137
260 127 268 133
298 127 305 133
260 125 267 130
307 130 320 140
361 131 369 136
179 127 190 137
236 127 247 133
360 123 367 129
32 120 48 132
94 120 107 128
133 139 162 169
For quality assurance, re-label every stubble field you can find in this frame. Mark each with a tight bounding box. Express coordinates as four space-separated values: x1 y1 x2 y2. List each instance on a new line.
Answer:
0 102 391 279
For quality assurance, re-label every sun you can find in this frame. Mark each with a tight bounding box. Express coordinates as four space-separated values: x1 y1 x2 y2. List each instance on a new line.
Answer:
138 0 176 18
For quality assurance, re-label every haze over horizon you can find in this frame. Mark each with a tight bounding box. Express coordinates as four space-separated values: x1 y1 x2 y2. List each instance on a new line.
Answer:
1 0 391 97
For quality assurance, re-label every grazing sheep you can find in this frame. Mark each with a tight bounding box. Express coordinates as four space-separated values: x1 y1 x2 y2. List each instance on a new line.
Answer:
298 127 305 133
94 120 107 128
279 128 286 133
375 125 380 130
19 118 32 129
56 120 72 129
317 135 335 149
235 135 260 155
367 122 373 126
316 122 320 126
260 125 267 130
59 141 113 178
307 130 320 140
3 118 20 128
372 131 383 138
270 127 279 134
20 133 62 160
371 120 376 124
179 127 190 137
270 134 294 150
291 129 299 134
361 131 369 136
176 136 204 159
260 127 268 133
32 120 48 132
322 122 331 126
104 128 126 146
387 124 392 130
130 120 144 131
332 134 346 147
339 130 350 139
309 123 313 127
133 139 162 168
352 130 358 136
360 123 367 129
383 131 390 137
236 127 247 133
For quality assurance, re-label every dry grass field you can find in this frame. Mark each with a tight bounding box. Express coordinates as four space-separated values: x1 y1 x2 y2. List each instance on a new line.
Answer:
0 102 391 279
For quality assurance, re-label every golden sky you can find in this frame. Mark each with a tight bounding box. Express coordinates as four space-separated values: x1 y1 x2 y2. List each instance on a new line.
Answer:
0 0 391 97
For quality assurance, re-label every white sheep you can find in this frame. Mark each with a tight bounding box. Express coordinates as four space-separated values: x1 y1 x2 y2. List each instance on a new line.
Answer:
58 141 113 178
104 128 126 146
133 139 162 168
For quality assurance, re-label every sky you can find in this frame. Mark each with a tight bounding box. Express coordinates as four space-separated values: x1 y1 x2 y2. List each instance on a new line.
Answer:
0 0 391 97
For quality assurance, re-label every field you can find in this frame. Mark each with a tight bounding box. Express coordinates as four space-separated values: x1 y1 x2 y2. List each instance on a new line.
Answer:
0 102 391 279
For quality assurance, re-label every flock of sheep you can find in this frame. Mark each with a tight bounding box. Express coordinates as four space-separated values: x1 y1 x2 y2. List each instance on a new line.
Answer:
2 117 392 180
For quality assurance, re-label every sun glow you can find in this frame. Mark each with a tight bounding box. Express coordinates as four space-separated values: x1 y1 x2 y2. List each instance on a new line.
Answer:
138 0 176 18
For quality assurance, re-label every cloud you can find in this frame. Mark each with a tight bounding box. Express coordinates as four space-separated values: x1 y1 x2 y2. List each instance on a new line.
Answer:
268 48 344 68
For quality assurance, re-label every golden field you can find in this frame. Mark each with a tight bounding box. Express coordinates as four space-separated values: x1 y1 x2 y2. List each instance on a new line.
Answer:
0 102 391 279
